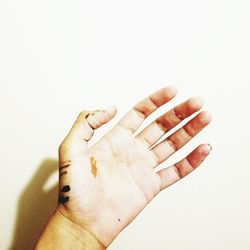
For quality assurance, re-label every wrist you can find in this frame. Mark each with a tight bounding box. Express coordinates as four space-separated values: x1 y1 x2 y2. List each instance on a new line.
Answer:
35 208 106 250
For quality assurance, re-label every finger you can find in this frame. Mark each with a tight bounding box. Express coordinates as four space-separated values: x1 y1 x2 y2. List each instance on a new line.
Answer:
59 106 117 157
86 106 117 130
116 85 177 133
157 143 212 191
151 111 212 165
136 97 203 147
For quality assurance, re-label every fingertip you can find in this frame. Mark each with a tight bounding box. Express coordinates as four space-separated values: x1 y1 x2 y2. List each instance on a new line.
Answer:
160 84 178 98
202 143 212 155
166 84 178 96
106 105 116 111
188 143 212 168
188 97 204 110
104 105 117 115
199 110 212 124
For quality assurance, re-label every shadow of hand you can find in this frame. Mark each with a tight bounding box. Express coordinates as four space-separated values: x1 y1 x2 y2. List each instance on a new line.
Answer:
9 159 58 250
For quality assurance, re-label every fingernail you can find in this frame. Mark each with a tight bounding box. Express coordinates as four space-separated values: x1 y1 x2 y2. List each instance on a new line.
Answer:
203 144 212 155
207 143 213 150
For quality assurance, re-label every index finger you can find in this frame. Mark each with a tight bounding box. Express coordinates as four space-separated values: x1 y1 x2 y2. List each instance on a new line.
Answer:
116 85 178 133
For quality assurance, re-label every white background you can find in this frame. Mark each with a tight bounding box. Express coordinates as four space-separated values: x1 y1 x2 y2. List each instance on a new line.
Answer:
0 0 250 249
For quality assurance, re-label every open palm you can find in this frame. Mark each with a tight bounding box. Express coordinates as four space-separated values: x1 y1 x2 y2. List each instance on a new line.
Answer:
57 86 212 248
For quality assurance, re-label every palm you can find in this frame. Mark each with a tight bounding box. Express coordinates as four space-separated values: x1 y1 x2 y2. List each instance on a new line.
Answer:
95 125 160 199
57 86 212 248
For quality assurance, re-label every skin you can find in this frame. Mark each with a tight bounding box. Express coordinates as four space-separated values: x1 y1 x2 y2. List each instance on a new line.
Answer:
35 86 212 249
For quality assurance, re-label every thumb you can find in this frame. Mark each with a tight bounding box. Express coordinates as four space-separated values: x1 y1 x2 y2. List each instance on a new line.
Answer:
59 106 117 160
86 105 117 130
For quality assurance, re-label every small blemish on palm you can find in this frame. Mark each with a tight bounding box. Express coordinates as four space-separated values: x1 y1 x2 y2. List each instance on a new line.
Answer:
90 156 97 177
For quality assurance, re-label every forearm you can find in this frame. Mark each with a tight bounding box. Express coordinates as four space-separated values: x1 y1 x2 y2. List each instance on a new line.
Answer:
35 209 105 250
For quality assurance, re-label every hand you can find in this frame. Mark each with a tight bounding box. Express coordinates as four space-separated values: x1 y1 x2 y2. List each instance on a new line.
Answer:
55 86 212 248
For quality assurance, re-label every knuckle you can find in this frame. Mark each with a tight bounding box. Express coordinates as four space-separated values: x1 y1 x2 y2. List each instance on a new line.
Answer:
133 106 147 119
78 110 92 121
173 164 183 179
79 111 87 118
155 118 168 132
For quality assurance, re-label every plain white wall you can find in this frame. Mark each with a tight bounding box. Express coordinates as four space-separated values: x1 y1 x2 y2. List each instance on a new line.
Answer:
0 0 250 249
